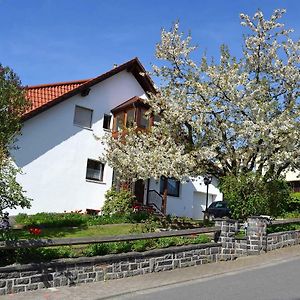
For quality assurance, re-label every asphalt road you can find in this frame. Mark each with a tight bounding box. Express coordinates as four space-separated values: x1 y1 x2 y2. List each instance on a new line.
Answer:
2 245 300 300
116 256 300 300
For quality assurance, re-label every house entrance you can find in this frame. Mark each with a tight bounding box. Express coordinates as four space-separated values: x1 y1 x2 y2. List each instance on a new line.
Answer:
134 179 145 204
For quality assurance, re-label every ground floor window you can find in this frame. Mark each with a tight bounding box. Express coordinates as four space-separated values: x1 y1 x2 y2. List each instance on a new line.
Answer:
160 176 180 197
86 159 104 182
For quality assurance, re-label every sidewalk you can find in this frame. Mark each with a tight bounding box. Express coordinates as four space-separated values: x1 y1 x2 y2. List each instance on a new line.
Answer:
2 245 300 300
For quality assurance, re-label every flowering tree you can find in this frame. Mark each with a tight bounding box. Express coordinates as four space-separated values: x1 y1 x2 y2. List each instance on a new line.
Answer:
105 9 300 184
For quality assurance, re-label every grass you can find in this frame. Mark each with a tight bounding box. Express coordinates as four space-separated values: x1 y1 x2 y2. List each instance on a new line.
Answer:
7 224 137 240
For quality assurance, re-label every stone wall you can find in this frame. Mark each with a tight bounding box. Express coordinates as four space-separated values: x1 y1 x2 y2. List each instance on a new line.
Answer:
1 217 300 296
267 230 300 251
0 243 221 296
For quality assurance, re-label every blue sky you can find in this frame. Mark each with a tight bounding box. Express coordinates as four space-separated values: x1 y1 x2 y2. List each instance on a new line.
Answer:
0 0 299 86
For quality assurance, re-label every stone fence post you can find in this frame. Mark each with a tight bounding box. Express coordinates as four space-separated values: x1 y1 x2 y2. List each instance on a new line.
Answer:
215 219 238 260
246 217 268 255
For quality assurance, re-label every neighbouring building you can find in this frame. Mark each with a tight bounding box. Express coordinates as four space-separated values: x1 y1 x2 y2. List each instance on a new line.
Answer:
9 58 223 219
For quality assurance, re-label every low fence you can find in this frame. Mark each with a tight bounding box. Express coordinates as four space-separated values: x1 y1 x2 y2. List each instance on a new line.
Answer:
1 217 300 296
0 226 219 250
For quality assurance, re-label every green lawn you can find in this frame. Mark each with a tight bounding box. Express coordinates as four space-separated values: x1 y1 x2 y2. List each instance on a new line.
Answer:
12 224 137 240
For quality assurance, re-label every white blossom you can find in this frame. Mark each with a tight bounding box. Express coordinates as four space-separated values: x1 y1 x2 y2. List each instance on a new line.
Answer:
104 10 300 181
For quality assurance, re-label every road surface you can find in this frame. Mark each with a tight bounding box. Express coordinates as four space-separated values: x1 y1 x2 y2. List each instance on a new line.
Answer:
116 255 300 300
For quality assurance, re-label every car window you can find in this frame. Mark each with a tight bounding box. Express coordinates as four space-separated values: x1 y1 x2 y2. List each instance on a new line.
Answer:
215 202 226 208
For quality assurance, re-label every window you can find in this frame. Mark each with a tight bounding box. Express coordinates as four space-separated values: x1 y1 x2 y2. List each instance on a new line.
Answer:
114 113 124 131
140 108 149 129
86 159 104 182
74 106 93 128
160 176 180 197
103 114 112 130
126 109 135 128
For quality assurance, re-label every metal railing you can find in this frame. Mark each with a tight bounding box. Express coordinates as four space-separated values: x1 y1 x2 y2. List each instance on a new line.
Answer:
148 189 163 215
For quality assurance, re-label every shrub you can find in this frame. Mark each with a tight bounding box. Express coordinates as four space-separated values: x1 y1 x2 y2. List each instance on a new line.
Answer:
15 211 149 228
15 212 87 228
112 241 132 254
84 243 111 256
219 173 291 219
189 234 211 244
102 188 136 215
285 192 300 213
0 246 77 267
131 239 154 252
156 237 178 248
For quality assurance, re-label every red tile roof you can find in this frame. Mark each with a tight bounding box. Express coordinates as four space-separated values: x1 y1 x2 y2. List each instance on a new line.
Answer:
25 79 90 114
23 58 155 121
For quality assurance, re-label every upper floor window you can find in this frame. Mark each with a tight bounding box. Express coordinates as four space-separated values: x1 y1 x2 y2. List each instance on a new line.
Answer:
139 108 149 129
160 176 180 197
86 159 104 182
114 113 124 131
103 114 112 130
74 105 93 128
126 109 135 128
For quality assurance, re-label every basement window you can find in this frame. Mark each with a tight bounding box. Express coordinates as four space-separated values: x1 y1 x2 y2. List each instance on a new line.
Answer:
74 105 93 128
86 159 104 182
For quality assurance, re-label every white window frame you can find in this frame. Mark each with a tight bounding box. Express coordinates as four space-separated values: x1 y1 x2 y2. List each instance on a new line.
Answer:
85 159 105 182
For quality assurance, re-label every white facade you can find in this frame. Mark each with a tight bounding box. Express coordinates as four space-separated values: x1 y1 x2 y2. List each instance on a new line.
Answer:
10 70 146 214
9 65 223 218
147 177 222 219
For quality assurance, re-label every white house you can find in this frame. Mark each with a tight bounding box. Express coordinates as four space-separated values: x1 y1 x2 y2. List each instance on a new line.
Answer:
9 58 223 219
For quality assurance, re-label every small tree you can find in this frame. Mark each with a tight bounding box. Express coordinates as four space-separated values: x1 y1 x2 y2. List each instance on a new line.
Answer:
0 157 31 215
0 64 31 216
0 64 28 151
102 188 135 215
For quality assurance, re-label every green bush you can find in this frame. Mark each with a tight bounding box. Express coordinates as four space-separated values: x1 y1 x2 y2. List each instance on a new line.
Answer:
267 223 300 234
285 193 300 213
84 243 111 256
156 237 178 248
219 173 291 220
131 239 155 252
0 246 77 267
15 211 150 229
15 212 87 228
102 188 136 215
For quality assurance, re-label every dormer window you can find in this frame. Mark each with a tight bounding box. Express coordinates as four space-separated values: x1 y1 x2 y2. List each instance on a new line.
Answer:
126 109 135 128
111 96 152 136
114 113 125 131
139 108 149 129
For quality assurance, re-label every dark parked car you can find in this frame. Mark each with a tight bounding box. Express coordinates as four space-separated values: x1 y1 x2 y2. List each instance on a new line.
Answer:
206 201 231 218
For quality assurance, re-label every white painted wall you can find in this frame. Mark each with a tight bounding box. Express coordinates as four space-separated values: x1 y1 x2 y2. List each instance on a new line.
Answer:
9 70 146 215
285 170 300 182
148 176 222 219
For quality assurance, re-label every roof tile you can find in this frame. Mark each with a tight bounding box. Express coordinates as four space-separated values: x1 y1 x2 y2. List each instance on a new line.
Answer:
25 79 89 114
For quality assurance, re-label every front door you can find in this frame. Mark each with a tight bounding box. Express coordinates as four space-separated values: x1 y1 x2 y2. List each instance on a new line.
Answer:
134 180 145 204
